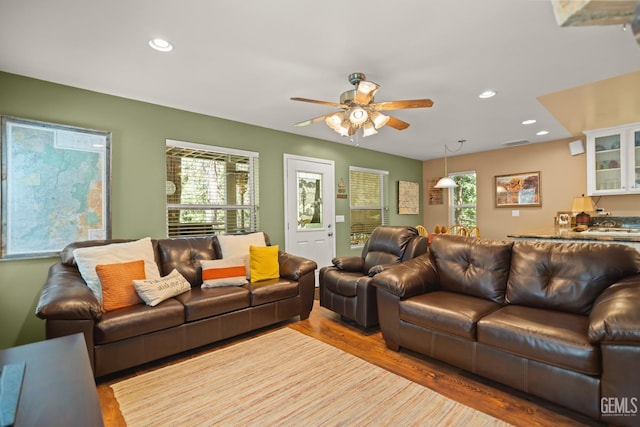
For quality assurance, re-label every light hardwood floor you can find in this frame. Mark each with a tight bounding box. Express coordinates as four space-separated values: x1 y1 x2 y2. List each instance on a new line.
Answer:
96 301 603 426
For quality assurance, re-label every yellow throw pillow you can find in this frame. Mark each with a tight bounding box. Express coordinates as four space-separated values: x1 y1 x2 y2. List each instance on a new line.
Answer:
96 260 146 312
249 245 279 283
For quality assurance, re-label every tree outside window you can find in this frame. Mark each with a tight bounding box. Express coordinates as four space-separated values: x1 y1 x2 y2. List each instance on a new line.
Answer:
450 171 477 229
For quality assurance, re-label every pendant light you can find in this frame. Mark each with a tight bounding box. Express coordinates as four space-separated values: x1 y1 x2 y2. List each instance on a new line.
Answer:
434 140 465 189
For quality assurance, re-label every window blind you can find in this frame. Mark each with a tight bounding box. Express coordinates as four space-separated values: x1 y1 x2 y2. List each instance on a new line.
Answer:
165 140 259 238
349 166 389 247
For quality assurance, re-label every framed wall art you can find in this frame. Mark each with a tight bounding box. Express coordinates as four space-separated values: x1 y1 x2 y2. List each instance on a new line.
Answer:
1 116 111 259
495 171 541 208
428 177 443 205
398 180 419 214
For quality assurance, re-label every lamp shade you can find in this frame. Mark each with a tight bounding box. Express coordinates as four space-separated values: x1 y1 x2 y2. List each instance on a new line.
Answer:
571 196 596 213
434 176 457 188
571 195 595 226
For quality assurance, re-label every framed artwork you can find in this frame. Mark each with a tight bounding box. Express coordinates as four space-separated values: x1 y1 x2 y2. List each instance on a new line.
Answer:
1 116 111 259
495 171 541 208
398 180 419 214
556 211 572 226
428 178 443 205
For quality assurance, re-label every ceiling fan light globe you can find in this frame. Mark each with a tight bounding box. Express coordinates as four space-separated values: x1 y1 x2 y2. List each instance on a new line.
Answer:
325 113 343 132
349 107 369 125
370 111 390 129
362 121 378 137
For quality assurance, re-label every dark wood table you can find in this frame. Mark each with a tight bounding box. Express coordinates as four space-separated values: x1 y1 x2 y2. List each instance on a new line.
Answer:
0 333 103 426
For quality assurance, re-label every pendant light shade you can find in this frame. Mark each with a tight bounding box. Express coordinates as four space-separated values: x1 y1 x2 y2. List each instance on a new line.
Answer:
434 176 457 188
434 140 465 188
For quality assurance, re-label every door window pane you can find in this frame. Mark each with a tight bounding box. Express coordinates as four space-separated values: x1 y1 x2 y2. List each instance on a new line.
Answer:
297 171 323 230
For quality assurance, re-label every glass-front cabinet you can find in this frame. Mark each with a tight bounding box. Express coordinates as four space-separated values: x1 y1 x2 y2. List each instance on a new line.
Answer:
585 123 640 195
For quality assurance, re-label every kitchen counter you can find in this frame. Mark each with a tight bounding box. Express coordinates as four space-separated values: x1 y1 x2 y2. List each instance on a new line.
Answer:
508 226 640 248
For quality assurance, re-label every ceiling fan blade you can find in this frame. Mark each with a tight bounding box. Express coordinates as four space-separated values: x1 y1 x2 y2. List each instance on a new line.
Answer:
373 99 434 110
293 112 339 127
290 97 347 109
385 115 411 130
354 81 379 105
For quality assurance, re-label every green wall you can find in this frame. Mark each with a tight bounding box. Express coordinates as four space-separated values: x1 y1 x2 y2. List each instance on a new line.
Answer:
0 71 422 348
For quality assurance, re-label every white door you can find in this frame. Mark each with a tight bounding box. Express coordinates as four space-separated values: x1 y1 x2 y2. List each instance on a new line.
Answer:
284 155 335 281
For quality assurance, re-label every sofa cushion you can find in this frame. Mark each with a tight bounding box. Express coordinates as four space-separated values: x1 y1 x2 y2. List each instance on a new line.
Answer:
174 286 251 322
506 241 640 315
73 237 161 303
95 298 185 344
400 291 503 340
201 257 248 288
249 245 280 283
156 237 216 286
246 278 299 306
217 232 266 259
96 260 146 312
133 269 192 306
477 305 600 375
429 235 513 304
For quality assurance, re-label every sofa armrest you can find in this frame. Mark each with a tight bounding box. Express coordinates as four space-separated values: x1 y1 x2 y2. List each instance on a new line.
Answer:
35 263 102 321
588 275 640 344
367 263 396 277
278 251 317 281
331 256 364 272
372 254 438 298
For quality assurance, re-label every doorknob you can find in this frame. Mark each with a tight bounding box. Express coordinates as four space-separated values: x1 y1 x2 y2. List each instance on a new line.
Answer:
328 232 334 237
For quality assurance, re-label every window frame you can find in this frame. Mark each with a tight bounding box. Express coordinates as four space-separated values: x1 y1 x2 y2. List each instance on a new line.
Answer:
448 170 477 229
165 139 259 238
349 166 389 248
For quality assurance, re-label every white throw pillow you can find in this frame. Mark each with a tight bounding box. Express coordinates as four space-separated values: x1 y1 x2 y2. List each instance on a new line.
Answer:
133 269 191 306
217 232 266 259
73 237 161 303
201 257 248 288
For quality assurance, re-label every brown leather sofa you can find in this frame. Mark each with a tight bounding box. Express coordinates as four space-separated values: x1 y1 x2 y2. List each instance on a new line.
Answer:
319 226 428 327
36 234 317 378
373 234 640 426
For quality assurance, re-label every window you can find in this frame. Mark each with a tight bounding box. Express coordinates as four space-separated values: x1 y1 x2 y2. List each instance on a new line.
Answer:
165 140 259 238
449 171 477 229
349 166 389 247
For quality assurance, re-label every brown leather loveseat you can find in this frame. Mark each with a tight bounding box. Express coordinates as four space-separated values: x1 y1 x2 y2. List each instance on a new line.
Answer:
372 234 640 426
36 233 316 378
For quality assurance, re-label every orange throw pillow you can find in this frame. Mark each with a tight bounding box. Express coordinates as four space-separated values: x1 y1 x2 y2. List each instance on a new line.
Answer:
96 260 146 312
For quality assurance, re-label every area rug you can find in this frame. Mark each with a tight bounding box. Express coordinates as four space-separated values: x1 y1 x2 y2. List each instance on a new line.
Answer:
111 328 511 426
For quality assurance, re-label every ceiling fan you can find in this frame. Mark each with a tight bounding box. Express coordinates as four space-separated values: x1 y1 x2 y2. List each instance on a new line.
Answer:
291 72 434 138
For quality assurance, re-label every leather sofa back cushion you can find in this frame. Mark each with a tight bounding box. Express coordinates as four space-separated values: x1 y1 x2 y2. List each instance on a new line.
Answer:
156 237 217 286
429 235 513 304
506 241 640 314
363 226 418 272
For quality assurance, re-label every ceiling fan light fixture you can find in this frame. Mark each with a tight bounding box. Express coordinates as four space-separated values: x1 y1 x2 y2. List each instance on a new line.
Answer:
325 113 343 132
370 111 390 129
337 119 353 136
362 121 378 137
349 107 369 125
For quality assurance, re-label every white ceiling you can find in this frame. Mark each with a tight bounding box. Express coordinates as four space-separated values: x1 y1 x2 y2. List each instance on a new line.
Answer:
1 0 639 160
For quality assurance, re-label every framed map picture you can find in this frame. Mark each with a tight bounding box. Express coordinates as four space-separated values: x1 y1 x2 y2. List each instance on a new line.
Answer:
1 116 111 259
398 180 419 214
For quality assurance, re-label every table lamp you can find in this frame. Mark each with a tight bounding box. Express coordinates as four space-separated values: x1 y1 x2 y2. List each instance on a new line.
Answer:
571 195 596 226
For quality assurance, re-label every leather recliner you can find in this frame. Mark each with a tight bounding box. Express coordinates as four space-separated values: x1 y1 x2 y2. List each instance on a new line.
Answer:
318 226 427 327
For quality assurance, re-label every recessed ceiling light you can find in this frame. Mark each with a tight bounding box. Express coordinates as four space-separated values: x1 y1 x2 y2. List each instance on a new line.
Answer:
522 119 536 125
536 130 549 136
478 90 496 99
149 38 173 52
